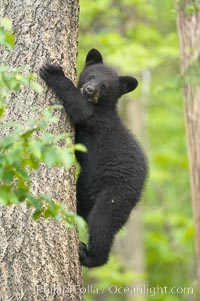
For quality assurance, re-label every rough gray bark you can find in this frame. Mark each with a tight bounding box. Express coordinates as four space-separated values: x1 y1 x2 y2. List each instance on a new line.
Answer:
0 1 84 300
176 1 200 292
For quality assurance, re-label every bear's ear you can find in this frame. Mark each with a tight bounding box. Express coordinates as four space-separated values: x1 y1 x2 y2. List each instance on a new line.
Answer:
119 76 138 96
85 49 103 67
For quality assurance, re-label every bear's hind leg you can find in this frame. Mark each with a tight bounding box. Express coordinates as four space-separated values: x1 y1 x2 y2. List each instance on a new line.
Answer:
79 194 131 268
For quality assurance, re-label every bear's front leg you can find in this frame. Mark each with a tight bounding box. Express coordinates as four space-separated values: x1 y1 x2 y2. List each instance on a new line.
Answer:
39 64 67 90
39 64 94 124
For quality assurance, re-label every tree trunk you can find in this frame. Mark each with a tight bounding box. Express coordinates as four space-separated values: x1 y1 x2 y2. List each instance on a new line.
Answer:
0 1 84 300
176 1 200 292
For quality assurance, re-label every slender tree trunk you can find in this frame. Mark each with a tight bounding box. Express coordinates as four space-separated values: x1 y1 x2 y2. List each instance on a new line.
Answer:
0 1 84 300
176 1 200 292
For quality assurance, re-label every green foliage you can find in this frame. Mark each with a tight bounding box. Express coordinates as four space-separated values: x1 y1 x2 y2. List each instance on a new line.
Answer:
0 106 73 206
177 0 200 16
0 19 86 232
0 64 42 118
78 0 179 75
0 18 14 49
83 256 139 301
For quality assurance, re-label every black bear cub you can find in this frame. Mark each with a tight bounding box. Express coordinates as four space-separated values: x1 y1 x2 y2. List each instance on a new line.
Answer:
40 49 148 268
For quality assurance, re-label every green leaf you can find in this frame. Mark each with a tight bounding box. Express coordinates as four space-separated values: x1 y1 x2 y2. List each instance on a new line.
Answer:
53 133 70 143
0 121 19 129
24 156 39 170
29 141 42 159
0 28 14 50
41 193 52 203
31 81 43 94
42 146 59 167
0 105 5 119
43 208 55 219
0 18 12 31
60 148 74 169
15 188 28 203
27 195 42 210
64 220 74 229
21 128 36 139
32 209 43 221
74 215 87 231
4 170 14 184
73 143 87 152
5 32 14 49
0 185 18 205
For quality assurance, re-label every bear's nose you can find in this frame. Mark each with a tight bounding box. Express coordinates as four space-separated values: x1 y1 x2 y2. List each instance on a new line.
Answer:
85 85 95 95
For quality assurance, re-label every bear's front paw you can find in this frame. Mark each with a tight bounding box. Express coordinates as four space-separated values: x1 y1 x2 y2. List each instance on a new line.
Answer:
39 64 65 85
79 242 95 268
79 241 88 263
79 242 107 268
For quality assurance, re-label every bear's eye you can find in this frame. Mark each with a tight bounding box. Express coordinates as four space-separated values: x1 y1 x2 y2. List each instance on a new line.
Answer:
101 84 108 91
88 74 94 80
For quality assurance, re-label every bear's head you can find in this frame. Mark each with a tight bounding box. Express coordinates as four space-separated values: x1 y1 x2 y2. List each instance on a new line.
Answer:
78 49 138 107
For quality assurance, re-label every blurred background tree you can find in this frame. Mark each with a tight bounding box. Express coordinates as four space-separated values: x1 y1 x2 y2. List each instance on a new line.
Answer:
176 0 200 293
77 0 198 300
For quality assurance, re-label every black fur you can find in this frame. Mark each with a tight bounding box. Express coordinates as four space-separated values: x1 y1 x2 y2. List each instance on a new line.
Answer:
40 49 148 268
